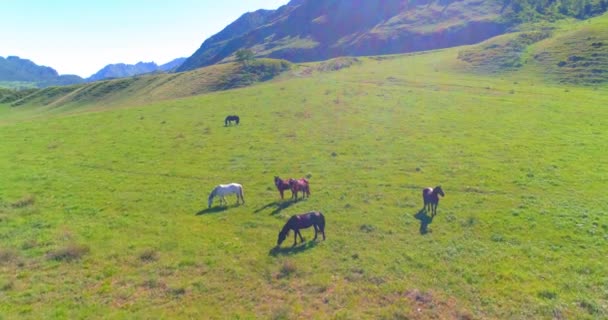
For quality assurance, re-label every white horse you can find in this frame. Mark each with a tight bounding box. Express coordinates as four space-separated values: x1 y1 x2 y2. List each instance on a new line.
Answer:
208 183 245 208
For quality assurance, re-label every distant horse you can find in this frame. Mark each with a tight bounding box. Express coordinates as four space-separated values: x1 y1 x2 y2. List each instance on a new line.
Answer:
422 186 445 216
277 211 326 247
274 176 293 200
225 115 240 126
289 178 310 201
208 183 245 208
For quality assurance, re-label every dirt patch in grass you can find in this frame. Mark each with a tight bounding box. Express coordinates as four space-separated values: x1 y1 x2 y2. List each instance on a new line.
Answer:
404 289 474 320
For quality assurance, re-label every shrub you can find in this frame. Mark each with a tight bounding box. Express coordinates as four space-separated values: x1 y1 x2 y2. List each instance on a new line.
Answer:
139 249 159 263
46 244 90 262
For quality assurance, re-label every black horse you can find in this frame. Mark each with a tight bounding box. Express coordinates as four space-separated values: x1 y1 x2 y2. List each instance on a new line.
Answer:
225 115 240 126
277 211 326 247
422 186 445 217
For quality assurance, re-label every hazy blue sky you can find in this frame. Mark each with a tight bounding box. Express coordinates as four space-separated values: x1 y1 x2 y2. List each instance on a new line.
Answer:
1 0 289 77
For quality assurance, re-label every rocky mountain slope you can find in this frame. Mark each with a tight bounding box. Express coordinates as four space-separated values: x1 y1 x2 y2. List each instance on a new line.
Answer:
177 0 509 71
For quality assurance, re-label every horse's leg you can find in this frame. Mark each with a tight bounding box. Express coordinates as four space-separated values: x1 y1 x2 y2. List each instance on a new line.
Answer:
297 229 304 243
313 225 318 241
279 189 284 199
293 229 298 246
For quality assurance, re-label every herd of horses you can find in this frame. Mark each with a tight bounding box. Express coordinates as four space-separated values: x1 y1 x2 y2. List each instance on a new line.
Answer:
213 114 444 247
207 176 444 248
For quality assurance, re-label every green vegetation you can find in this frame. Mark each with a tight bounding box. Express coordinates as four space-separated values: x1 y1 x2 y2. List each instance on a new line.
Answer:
216 59 291 90
235 49 256 66
5 60 289 112
0 88 37 104
502 0 608 22
0 81 38 90
458 12 608 85
528 15 608 84
458 31 552 72
0 14 607 319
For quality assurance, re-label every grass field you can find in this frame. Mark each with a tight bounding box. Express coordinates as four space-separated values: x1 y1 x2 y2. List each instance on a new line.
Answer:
1 18 608 319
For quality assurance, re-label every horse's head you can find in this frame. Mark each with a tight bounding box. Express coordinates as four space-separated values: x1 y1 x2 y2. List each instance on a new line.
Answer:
435 186 445 197
274 176 280 186
277 230 288 246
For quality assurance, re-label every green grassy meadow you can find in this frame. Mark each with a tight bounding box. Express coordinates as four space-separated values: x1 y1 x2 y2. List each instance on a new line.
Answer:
1 19 608 319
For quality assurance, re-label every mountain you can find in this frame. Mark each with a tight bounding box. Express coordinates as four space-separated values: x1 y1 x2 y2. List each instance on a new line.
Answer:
178 0 509 71
87 58 186 81
178 0 608 72
159 58 186 72
0 56 84 88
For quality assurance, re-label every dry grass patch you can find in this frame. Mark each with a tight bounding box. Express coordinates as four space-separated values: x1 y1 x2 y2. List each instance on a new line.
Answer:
11 194 35 208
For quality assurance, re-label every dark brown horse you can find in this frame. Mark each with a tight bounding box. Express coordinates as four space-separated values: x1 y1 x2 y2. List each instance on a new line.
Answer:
289 178 310 201
422 186 445 216
277 211 326 247
225 115 239 126
274 176 292 200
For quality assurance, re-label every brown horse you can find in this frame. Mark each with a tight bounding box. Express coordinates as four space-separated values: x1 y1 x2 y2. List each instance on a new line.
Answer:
422 186 445 216
277 211 326 247
289 178 310 201
274 176 292 200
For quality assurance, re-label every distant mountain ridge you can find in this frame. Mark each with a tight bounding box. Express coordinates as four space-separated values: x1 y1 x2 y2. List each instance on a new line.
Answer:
0 56 84 88
0 56 186 88
87 58 186 81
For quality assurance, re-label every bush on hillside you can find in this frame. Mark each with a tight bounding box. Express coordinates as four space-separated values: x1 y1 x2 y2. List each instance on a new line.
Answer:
215 59 291 90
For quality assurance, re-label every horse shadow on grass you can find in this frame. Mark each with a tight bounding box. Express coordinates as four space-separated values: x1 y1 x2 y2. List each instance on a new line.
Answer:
254 199 298 216
196 206 230 215
268 241 318 257
414 209 434 235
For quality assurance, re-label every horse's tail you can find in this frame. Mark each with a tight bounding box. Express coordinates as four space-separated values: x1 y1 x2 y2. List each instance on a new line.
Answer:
318 212 325 232
239 185 245 203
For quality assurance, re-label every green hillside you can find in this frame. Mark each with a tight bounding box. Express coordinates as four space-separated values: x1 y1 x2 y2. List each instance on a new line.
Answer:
4 59 290 114
457 12 608 85
0 19 607 320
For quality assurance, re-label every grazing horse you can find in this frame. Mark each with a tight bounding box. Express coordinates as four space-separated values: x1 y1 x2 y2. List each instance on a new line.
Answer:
277 211 326 247
274 176 292 200
208 183 245 208
224 115 240 126
289 178 310 201
422 186 445 216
